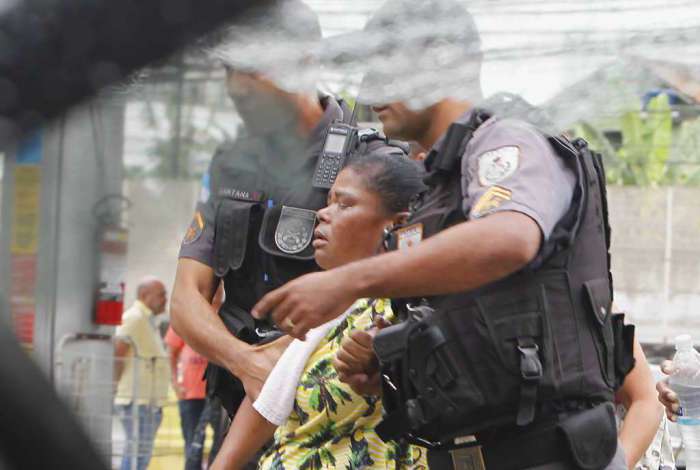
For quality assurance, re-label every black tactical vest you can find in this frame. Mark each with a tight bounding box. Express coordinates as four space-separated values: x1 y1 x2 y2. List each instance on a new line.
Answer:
375 112 636 459
204 100 410 414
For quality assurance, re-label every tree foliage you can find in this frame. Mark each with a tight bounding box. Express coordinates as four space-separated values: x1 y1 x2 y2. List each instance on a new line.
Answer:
574 94 700 186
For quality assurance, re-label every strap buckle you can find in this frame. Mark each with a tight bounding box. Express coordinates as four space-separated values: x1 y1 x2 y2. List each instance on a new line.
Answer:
517 342 543 381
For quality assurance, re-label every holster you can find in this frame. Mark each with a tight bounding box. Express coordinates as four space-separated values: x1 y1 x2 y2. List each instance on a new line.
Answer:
611 313 635 390
205 303 282 416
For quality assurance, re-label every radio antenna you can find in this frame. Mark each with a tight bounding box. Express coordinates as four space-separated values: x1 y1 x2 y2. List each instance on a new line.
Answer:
350 99 358 126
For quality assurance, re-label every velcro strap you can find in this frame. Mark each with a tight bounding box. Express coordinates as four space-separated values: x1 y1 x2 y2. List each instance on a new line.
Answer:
517 338 542 426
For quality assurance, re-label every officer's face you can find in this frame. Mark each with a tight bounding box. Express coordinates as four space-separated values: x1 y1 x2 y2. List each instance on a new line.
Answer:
225 68 297 135
372 102 433 141
314 168 395 270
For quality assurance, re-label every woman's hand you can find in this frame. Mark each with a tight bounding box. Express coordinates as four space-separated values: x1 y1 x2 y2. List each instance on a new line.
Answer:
334 319 390 396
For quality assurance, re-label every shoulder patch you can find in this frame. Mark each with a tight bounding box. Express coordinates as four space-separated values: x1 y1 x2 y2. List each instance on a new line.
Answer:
477 146 520 186
471 186 512 219
183 211 205 245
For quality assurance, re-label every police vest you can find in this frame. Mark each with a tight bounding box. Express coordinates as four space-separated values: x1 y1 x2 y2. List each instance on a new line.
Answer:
204 101 409 414
375 111 636 458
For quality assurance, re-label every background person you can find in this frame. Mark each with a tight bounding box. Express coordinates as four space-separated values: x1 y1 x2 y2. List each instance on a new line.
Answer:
114 277 170 470
166 283 225 470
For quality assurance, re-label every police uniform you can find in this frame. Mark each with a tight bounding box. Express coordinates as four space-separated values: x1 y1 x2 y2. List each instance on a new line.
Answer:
179 95 407 416
376 110 634 470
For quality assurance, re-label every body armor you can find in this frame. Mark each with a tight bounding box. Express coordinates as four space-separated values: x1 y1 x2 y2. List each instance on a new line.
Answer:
376 112 636 469
204 101 409 415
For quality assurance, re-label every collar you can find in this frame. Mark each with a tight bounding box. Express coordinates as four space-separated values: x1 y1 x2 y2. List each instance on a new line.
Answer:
307 94 343 153
425 109 496 172
134 300 154 317
429 109 475 154
264 94 343 181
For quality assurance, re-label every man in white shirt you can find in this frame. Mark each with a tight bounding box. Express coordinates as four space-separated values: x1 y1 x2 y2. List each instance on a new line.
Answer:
114 277 170 470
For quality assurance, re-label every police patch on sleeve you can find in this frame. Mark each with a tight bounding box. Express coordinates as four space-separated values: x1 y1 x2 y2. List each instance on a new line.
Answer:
275 206 316 254
471 186 512 219
477 146 520 186
183 211 205 245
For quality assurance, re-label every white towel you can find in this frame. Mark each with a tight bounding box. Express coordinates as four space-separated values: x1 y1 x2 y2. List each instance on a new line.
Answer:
253 309 352 425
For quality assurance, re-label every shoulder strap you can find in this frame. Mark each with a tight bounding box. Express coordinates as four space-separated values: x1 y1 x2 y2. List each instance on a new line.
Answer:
425 109 490 175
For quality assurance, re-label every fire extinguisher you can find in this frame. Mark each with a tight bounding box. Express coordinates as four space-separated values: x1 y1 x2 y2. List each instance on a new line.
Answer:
93 196 131 325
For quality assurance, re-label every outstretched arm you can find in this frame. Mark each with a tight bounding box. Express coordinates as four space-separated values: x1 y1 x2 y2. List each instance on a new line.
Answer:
253 211 541 339
171 258 275 398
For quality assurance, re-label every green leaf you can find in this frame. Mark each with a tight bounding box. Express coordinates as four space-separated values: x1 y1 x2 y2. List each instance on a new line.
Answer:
309 388 321 411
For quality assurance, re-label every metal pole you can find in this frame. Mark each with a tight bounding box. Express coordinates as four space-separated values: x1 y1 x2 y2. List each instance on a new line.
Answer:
131 353 139 470
171 52 186 179
661 186 674 342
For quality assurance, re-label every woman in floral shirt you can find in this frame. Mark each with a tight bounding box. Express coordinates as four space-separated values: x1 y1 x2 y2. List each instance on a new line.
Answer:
211 150 427 469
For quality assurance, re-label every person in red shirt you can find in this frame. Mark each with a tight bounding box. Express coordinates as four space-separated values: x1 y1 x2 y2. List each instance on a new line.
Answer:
166 284 225 469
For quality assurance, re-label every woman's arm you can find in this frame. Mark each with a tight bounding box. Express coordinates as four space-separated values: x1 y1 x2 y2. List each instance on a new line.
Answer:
210 396 277 470
616 338 663 469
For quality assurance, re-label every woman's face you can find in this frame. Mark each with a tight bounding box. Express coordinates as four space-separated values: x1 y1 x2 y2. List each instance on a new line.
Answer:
313 167 395 270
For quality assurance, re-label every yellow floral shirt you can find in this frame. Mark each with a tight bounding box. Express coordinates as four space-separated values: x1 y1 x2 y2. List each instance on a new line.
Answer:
258 298 427 469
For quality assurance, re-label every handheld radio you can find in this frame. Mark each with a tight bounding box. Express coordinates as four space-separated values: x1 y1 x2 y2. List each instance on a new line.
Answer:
312 122 358 189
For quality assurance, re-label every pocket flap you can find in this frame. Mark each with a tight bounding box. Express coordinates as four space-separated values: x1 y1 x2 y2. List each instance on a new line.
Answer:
558 402 617 470
213 199 262 276
583 278 612 326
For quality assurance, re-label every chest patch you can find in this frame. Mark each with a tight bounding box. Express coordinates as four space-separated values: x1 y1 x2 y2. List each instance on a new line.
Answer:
396 223 423 250
471 186 512 219
275 206 317 254
477 146 520 186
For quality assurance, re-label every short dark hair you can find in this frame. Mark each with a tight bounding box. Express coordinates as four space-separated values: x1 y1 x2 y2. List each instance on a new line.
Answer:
346 151 426 214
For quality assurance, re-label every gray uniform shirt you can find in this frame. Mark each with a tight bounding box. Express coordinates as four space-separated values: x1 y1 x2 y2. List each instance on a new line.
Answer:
178 96 343 267
432 110 577 242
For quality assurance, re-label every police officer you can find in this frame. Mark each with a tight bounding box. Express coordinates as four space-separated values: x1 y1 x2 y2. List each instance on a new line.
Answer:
252 1 633 468
170 0 407 422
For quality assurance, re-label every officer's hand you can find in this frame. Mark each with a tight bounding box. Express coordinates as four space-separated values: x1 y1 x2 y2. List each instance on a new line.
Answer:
656 360 680 422
252 270 356 340
238 336 293 400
